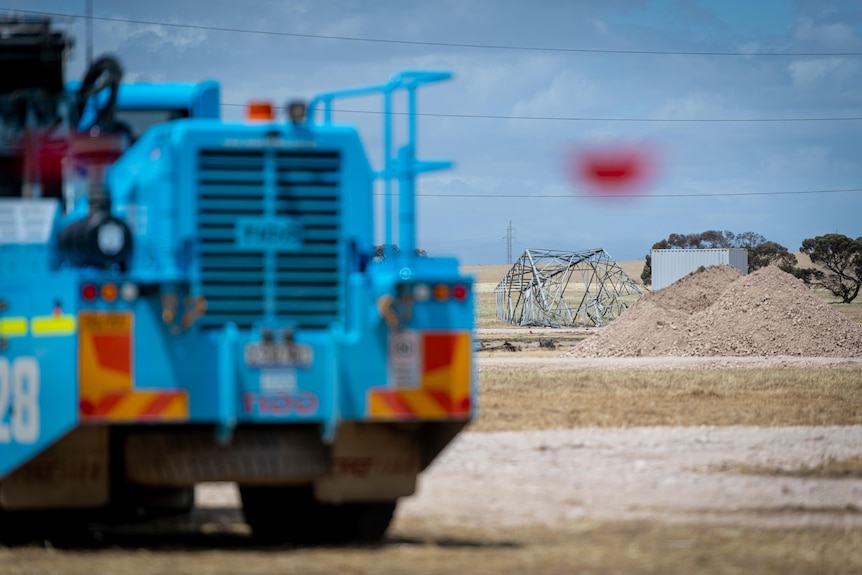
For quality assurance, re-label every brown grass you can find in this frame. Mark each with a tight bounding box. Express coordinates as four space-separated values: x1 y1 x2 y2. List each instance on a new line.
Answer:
719 457 862 479
388 519 862 575
6 518 859 575
471 368 862 431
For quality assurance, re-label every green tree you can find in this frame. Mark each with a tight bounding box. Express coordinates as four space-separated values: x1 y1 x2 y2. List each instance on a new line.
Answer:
641 230 794 286
747 241 798 273
795 234 862 303
640 253 653 285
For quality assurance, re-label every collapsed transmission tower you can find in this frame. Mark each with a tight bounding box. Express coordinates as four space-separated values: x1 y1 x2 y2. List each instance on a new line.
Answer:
495 248 642 327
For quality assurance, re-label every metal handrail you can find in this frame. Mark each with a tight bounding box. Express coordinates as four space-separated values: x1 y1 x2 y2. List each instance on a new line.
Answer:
307 71 453 260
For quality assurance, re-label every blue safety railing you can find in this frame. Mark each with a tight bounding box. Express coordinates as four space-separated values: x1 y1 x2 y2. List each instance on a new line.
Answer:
307 71 452 261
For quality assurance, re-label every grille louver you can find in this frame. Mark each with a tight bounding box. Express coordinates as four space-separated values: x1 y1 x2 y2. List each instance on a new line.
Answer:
196 149 342 329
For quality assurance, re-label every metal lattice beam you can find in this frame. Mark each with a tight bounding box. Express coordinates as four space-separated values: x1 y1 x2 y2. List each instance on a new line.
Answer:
494 248 642 327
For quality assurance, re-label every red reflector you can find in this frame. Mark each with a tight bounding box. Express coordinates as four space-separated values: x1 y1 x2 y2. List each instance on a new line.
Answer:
452 284 469 301
82 283 98 301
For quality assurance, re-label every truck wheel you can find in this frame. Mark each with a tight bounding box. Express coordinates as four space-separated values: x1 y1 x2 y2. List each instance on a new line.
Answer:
240 485 395 544
0 509 92 546
110 485 195 521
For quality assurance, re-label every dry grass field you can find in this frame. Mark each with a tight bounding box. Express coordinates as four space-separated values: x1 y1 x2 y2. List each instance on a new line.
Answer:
472 367 862 431
3 518 860 575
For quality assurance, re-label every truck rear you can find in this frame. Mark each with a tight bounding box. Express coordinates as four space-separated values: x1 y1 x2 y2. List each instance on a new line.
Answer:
0 17 474 543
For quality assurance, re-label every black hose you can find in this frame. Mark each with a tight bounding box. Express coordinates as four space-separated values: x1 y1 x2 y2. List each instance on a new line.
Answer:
76 55 123 130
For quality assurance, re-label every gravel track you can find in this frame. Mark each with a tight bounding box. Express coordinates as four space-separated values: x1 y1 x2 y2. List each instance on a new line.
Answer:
197 425 862 531
398 426 862 529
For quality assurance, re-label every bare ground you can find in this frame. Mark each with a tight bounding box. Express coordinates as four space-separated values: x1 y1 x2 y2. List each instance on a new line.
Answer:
397 425 862 531
481 355 862 370
188 423 862 532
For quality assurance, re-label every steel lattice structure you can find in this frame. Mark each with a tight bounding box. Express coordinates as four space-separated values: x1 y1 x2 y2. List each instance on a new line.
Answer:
495 248 643 327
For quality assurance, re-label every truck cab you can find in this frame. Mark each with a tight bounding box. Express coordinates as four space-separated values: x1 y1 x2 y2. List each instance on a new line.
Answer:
1 17 474 544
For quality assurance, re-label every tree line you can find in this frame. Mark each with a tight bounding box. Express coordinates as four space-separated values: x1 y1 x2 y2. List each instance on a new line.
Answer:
641 231 862 303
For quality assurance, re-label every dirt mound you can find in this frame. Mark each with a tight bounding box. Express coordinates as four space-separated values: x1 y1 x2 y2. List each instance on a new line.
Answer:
564 265 862 357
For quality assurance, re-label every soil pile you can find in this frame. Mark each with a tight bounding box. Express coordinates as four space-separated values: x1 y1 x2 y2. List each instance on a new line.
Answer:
564 265 862 357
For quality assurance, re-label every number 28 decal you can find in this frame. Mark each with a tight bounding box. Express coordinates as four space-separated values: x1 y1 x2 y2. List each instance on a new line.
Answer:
0 357 40 444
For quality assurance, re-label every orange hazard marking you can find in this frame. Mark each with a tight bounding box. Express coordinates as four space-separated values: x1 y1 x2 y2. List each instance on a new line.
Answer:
80 390 188 422
421 332 471 397
79 311 133 394
368 389 470 419
78 311 188 422
368 331 472 419
423 333 458 371
92 333 131 373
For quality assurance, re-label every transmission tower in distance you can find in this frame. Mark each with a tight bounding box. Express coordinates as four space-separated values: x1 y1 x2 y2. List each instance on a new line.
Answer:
503 221 516 264
495 248 642 327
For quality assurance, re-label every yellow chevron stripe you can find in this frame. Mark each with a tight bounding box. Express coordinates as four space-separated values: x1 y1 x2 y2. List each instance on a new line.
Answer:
160 394 189 419
84 391 190 421
109 392 154 419
0 317 27 337
368 392 394 416
400 390 447 418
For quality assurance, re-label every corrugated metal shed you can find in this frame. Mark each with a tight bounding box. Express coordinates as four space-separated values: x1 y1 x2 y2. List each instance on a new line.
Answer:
651 248 748 290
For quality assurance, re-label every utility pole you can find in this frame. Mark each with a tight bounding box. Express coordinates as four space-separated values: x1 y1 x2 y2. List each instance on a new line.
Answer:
85 0 93 66
504 220 516 264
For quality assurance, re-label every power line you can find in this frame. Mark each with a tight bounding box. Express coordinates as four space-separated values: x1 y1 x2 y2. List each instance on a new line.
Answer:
11 7 862 57
372 187 862 198
220 103 862 124
319 108 862 124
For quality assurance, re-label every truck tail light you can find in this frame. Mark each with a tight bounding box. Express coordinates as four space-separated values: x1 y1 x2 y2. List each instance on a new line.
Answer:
120 282 139 302
82 283 98 301
412 283 431 302
101 283 118 302
452 284 469 302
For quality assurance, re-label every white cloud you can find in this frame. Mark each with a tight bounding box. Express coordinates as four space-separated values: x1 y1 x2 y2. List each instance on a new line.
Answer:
649 92 727 120
123 71 167 82
510 67 598 118
786 58 843 87
590 18 609 34
762 145 831 175
99 19 208 53
795 17 856 48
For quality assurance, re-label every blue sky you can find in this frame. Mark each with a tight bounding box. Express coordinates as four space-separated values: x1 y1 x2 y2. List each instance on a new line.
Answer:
8 0 862 264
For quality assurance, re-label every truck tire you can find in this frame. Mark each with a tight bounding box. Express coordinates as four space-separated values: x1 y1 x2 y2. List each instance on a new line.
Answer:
109 485 196 521
0 509 92 546
240 485 395 544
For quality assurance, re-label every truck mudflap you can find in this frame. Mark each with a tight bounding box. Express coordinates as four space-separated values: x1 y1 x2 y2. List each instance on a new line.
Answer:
367 330 472 420
0 272 80 478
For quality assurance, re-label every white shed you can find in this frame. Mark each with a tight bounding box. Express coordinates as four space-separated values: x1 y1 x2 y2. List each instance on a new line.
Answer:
651 248 748 290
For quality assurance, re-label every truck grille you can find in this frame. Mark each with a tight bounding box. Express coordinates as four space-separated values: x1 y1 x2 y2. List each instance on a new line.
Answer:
195 148 342 330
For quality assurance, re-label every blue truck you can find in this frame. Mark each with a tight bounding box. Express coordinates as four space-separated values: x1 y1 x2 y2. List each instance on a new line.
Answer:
0 17 474 543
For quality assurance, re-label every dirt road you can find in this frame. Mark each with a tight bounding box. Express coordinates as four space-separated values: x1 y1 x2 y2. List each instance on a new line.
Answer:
397 425 862 529
191 425 862 530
